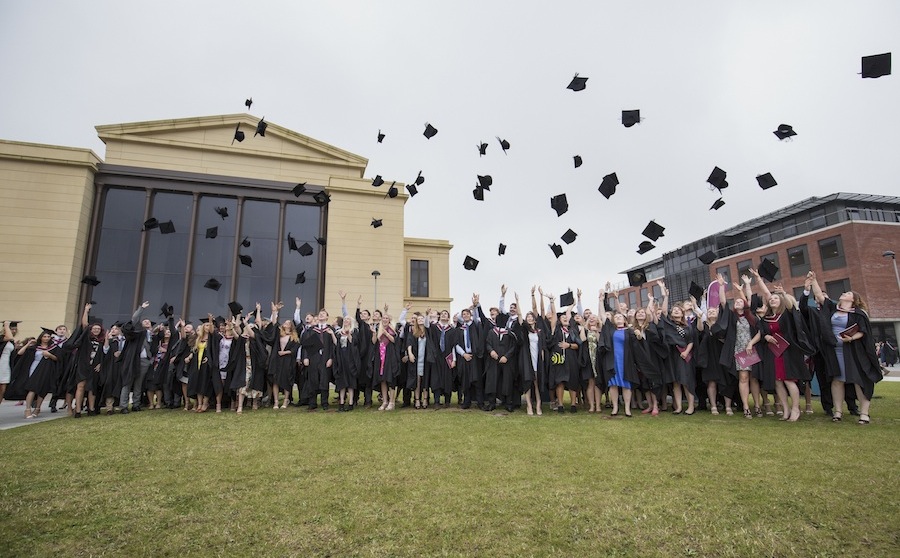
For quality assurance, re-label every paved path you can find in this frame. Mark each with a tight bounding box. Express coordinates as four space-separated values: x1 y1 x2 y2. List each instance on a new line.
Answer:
0 399 66 430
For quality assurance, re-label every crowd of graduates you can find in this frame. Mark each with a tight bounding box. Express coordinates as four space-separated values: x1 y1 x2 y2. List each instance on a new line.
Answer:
0 268 886 424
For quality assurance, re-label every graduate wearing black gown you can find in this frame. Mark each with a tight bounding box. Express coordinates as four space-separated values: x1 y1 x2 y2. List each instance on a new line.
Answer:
456 307 484 410
268 321 301 409
300 315 336 410
427 312 457 407
484 322 518 412
659 305 698 414
334 321 361 411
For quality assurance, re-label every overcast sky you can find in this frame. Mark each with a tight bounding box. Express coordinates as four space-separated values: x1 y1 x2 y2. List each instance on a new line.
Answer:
2 1 897 311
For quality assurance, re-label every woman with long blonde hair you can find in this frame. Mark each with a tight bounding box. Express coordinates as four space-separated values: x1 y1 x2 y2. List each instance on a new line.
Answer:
269 311 300 410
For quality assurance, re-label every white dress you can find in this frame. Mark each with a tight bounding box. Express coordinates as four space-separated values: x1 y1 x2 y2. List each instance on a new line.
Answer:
0 340 13 384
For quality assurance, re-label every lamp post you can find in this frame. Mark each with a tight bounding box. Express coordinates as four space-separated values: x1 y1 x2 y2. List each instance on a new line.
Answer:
371 270 381 309
884 251 900 293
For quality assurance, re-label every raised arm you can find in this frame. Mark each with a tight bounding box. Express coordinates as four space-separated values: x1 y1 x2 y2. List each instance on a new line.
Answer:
339 290 349 318
809 271 826 305
576 288 584 318
749 268 772 301
547 293 557 331
514 293 524 325
81 302 91 328
658 280 669 316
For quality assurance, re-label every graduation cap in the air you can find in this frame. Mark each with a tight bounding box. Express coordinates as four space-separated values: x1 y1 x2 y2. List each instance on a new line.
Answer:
298 242 314 257
642 220 665 241
377 129 385 143
598 173 619 199
312 191 330 205
292 183 307 197
245 98 252 110
159 302 174 318
205 227 218 239
287 233 298 253
497 137 510 154
406 184 418 197
549 243 563 258
573 155 582 168
773 124 796 140
698 250 718 265
637 241 655 255
423 123 438 139
622 110 641 128
232 123 245 145
215 206 229 220
707 167 728 191
386 182 399 198
559 291 575 307
295 271 306 284
473 186 485 201
315 236 326 246
710 198 726 211
255 118 267 137
567 73 588 92
861 52 891 78
689 281 705 302
758 258 779 282
81 275 101 287
561 229 577 244
228 301 243 318
143 218 159 231
477 175 493 190
241 236 251 248
159 221 176 234
627 269 647 287
756 172 777 190
371 218 383 228
372 175 384 187
413 171 425 186
550 194 568 217
239 254 253 267
463 255 479 271
204 278 222 291
498 243 506 256
478 142 488 156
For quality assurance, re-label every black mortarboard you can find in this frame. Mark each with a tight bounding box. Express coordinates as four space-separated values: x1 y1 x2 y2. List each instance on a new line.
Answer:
637 241 655 255
773 124 796 140
550 194 568 217
228 301 243 317
245 98 252 109
377 129 385 143
423 123 438 139
214 315 226 326
642 220 665 241
81 275 101 286
567 73 588 92
710 198 726 211
372 175 384 187
414 171 425 186
622 110 641 128
598 173 619 199
255 118 267 137
628 269 647 287
371 218 383 228
473 186 485 201
287 233 298 253
478 142 488 156
758 258 779 283
689 281 705 302
205 226 218 239
239 254 253 267
312 191 330 204
549 243 563 258
463 255 479 271
497 137 510 154
497 243 507 256
573 155 582 168
561 229 577 244
159 221 176 234
756 172 777 190
861 52 891 78
241 236 251 247
315 236 326 246
41 327 55 336
215 206 229 220
707 167 728 191
143 218 159 231
386 183 398 198
292 183 307 197
477 175 492 189
298 242 313 257
204 278 222 291
159 302 174 318
406 184 418 197
295 272 306 284
111 321 124 328
8 321 21 328
232 123 244 145
698 250 718 265
559 291 575 307
87 316 103 327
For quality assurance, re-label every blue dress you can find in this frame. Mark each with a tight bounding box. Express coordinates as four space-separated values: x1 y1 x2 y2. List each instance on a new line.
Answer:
608 329 632 389
830 312 848 382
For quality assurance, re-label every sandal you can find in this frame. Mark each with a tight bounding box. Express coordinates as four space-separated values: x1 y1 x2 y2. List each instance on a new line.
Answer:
414 399 421 409
832 412 842 423
754 406 763 418
711 408 719 415
805 404 814 414
743 409 753 419
857 414 870 425
725 408 734 416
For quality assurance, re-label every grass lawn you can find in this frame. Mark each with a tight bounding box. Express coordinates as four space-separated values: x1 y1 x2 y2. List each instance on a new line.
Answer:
1 384 898 558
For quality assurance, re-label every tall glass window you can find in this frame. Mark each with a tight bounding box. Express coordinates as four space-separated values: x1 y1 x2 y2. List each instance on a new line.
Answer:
281 203 322 319
92 188 145 324
410 260 429 297
235 200 280 310
142 191 192 314
187 196 238 321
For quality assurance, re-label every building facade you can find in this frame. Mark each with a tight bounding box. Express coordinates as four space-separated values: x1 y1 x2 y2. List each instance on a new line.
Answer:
0 114 452 330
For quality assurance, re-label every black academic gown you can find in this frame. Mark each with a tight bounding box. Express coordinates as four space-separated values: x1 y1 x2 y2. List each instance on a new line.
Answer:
427 323 456 396
371 326 401 388
518 322 547 393
757 309 816 392
15 345 61 397
300 325 336 397
484 325 517 398
815 299 882 399
696 305 737 399
628 322 668 397
334 328 361 391
355 309 374 390
659 316 698 396
404 329 436 391
267 334 300 392
547 322 581 388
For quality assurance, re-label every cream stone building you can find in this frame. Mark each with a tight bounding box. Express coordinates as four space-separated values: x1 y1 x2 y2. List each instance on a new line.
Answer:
0 114 452 330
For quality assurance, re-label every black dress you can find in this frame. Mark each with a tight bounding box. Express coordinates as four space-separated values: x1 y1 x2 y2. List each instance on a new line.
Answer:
17 345 60 397
268 334 300 391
